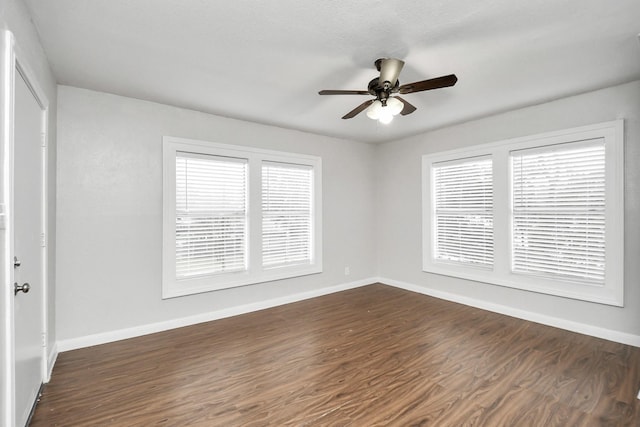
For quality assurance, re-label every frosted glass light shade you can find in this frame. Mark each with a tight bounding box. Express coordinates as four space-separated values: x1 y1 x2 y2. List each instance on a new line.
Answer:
366 100 383 119
386 97 403 116
378 109 394 124
366 98 399 124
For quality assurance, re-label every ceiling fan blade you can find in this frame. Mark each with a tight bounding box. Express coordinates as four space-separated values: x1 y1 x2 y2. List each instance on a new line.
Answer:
319 89 370 95
379 58 405 87
399 74 458 94
395 96 417 115
342 99 375 119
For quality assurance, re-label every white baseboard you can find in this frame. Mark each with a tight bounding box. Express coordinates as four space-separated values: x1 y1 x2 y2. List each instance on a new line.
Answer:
45 342 58 382
57 276 640 353
57 277 375 352
379 277 640 348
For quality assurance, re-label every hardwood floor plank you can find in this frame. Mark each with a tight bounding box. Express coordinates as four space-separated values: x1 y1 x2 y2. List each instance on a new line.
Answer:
30 284 640 426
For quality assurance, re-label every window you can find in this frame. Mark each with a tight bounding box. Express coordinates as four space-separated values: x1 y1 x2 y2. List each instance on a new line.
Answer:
262 162 314 269
422 121 624 306
511 141 605 283
175 154 247 278
433 157 494 268
163 137 322 298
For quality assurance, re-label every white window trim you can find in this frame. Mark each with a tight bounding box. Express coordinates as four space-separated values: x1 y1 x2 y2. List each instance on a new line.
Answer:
163 136 323 299
422 120 624 306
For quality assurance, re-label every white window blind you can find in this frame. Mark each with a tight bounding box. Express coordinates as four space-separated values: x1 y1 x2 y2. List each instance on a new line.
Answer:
433 157 494 268
175 153 247 278
511 140 606 283
262 161 313 269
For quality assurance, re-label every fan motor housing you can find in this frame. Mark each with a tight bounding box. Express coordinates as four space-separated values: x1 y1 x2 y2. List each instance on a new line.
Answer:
368 77 399 104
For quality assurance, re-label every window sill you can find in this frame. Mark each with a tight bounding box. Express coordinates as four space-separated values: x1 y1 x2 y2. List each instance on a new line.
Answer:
422 263 623 307
163 265 323 299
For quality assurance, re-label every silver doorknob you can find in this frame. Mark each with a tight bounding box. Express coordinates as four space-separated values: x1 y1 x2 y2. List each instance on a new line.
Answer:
14 282 30 295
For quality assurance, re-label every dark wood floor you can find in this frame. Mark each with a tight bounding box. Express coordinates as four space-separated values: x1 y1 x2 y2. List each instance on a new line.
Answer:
31 284 640 426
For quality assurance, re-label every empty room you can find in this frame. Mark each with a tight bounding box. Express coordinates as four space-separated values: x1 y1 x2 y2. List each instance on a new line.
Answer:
1 0 639 425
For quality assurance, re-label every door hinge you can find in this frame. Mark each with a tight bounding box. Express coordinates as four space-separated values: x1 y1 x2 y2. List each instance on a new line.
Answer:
41 132 46 147
41 333 47 348
40 232 46 247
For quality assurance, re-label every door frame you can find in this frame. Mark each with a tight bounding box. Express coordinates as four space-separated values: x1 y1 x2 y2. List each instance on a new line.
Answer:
0 29 50 427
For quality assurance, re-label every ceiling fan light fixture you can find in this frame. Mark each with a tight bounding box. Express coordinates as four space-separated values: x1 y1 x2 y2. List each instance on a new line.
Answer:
386 97 403 116
367 98 400 124
378 113 393 125
378 109 394 124
366 100 383 119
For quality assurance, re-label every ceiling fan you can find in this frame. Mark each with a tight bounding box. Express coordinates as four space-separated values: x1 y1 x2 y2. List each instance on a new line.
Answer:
319 58 457 124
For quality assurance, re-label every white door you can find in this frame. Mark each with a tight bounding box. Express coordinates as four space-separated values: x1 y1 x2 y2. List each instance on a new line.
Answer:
13 68 44 427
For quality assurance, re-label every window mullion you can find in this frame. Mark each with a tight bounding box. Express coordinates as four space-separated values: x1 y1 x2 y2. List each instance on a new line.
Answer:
248 156 262 275
493 146 510 276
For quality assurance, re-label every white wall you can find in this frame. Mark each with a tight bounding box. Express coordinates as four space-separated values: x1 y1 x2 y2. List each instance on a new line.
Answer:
56 79 640 346
56 86 377 343
376 80 640 341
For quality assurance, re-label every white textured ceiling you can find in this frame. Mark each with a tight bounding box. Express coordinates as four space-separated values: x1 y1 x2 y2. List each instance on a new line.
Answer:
24 0 640 143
